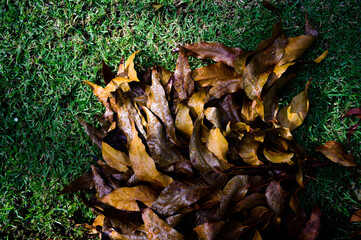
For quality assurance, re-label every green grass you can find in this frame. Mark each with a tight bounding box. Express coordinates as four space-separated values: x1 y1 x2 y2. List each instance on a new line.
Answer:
0 0 360 239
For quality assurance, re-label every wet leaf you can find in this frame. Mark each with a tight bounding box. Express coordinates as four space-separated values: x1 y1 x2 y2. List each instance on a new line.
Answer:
151 178 210 217
233 193 267 213
298 206 321 240
147 68 179 145
265 180 289 216
181 42 244 67
91 165 113 197
102 141 130 172
277 81 310 131
128 122 173 187
175 103 194 140
350 210 361 222
193 221 225 240
143 107 193 174
342 107 361 119
220 175 249 216
264 74 295 122
190 114 227 186
141 207 185 240
316 141 357 167
100 185 158 211
209 79 243 100
173 48 194 100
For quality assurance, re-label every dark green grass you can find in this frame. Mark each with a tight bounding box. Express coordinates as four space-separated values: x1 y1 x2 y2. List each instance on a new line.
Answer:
0 0 360 238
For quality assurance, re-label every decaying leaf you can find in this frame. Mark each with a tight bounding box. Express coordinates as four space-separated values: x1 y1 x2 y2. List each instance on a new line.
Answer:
173 48 194 100
147 68 179 145
63 4 358 239
190 115 228 186
181 42 244 67
316 141 357 167
151 179 211 216
298 206 322 240
128 122 173 187
141 207 185 240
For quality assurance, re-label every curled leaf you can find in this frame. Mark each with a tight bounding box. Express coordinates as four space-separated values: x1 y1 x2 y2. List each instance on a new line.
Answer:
265 180 289 216
316 141 357 167
174 48 194 100
298 206 321 240
277 80 310 131
190 115 227 186
206 127 230 167
238 134 263 166
175 103 194 140
263 148 294 165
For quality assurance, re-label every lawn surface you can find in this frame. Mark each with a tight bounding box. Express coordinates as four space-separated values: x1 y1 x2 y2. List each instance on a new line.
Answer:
0 0 360 239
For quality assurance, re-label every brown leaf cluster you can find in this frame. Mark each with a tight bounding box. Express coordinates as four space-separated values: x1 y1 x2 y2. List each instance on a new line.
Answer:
62 4 357 240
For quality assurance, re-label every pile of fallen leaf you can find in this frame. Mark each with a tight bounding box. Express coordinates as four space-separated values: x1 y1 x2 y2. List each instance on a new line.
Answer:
61 4 359 240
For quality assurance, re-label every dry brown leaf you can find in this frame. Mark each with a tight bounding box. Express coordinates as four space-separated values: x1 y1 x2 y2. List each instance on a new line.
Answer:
100 186 158 211
316 141 357 167
206 127 230 167
102 141 130 172
128 122 173 187
175 103 194 139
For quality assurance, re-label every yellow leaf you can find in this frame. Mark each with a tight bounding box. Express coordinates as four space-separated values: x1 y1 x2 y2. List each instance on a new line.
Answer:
313 50 328 63
129 123 173 187
102 141 130 172
273 62 295 78
277 35 317 66
188 89 209 117
83 81 108 106
124 50 140 81
277 81 310 131
263 148 294 165
204 107 222 129
238 134 263 166
206 128 230 168
175 103 193 139
100 185 158 211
